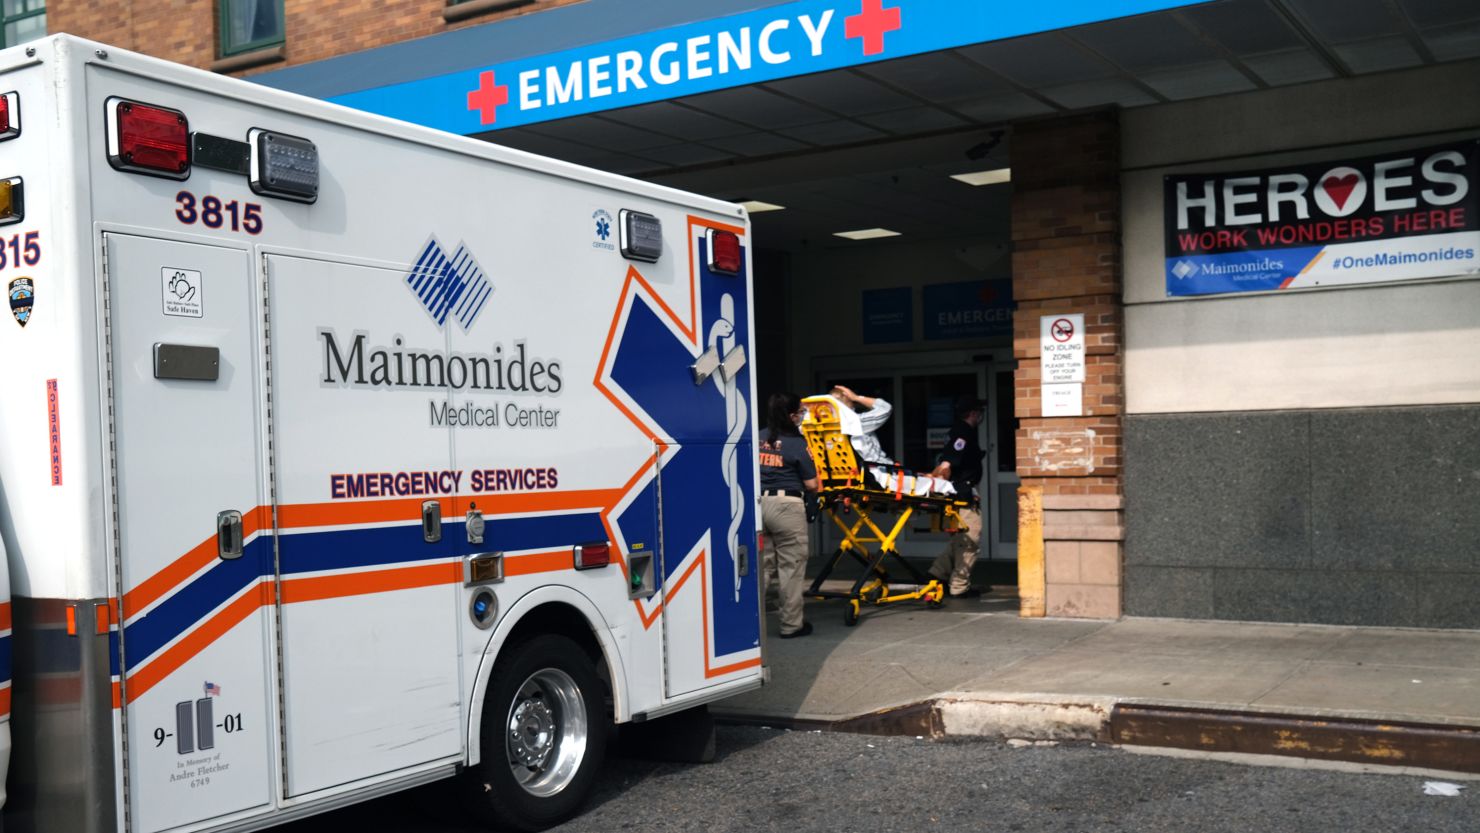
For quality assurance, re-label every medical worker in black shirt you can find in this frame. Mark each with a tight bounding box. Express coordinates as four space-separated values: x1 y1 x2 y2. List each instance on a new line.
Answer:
929 398 989 598
759 393 819 638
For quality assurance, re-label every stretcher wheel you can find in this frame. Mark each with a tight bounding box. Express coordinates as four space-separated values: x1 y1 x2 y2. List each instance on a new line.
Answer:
844 599 861 627
860 579 886 604
926 584 946 609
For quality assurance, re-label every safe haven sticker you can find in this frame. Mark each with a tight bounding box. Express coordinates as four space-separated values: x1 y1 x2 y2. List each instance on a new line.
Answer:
162 268 203 318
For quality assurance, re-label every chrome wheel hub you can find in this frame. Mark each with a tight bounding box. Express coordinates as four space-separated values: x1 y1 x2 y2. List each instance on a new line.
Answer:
509 698 555 768
505 667 589 797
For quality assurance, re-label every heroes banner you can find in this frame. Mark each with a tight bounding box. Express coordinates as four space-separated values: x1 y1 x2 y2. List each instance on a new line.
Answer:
1164 140 1480 297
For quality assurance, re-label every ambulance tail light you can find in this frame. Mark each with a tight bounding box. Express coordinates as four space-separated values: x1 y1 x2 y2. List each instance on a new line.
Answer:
106 98 190 180
0 91 20 141
573 541 612 570
706 228 742 275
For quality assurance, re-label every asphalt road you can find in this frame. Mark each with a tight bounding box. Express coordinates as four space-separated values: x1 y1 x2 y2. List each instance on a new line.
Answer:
276 726 1476 832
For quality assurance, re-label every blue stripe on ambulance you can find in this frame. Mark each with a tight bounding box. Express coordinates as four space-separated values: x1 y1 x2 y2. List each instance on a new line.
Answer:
121 512 607 671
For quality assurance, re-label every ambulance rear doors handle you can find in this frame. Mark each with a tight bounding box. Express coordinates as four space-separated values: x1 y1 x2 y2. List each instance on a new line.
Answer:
217 510 244 560
422 500 442 543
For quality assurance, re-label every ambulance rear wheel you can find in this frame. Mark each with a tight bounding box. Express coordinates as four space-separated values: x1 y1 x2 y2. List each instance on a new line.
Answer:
467 634 609 832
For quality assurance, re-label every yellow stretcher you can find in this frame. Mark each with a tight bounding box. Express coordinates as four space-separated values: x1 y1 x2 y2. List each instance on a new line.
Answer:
798 395 969 626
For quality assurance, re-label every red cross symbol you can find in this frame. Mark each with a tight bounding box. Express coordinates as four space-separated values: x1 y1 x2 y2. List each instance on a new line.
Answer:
845 0 902 57
466 70 510 126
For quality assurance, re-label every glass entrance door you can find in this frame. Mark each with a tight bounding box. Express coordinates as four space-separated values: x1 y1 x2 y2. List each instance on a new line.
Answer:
814 352 1017 562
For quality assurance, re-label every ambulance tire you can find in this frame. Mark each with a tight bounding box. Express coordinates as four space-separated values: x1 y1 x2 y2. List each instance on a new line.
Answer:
467 634 609 832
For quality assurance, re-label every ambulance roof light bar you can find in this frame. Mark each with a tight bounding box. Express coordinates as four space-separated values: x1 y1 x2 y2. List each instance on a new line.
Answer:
249 128 319 203
0 91 20 141
106 97 190 180
620 209 662 263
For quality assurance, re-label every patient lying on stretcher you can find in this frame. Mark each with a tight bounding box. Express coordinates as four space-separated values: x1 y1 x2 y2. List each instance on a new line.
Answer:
811 386 957 497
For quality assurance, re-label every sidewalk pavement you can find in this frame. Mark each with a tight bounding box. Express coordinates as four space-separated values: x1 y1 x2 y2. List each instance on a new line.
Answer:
714 584 1480 774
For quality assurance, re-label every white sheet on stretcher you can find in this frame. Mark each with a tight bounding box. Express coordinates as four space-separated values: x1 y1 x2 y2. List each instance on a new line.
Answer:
866 467 956 497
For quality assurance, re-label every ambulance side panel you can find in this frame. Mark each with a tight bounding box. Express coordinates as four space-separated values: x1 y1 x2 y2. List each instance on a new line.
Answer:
0 43 122 833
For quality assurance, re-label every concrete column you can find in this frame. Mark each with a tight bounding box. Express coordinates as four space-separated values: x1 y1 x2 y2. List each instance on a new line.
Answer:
1010 111 1125 619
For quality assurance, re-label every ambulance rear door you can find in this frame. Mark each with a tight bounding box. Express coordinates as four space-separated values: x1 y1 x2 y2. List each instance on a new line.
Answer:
106 233 276 833
655 220 761 700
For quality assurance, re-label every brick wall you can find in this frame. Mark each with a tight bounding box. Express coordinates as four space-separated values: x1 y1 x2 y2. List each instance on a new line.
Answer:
50 0 588 75
1010 111 1125 619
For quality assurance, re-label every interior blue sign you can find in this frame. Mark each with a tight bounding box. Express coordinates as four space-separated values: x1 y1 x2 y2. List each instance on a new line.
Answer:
923 279 1013 341
861 287 912 344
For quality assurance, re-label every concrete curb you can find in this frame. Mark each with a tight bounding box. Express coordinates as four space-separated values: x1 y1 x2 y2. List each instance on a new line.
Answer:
935 692 1115 741
1107 703 1480 774
715 694 1480 774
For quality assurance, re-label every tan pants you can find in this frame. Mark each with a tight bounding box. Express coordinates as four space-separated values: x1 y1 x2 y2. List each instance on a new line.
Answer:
930 504 981 596
760 495 809 634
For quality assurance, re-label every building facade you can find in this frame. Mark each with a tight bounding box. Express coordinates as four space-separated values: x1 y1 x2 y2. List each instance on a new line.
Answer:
43 0 1480 628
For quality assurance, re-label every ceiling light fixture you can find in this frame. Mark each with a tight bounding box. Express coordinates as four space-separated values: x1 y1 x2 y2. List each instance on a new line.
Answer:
951 168 1012 186
739 200 786 213
833 228 901 241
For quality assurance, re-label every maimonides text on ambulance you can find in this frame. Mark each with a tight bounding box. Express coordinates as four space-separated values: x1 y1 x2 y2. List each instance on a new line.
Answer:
318 330 563 429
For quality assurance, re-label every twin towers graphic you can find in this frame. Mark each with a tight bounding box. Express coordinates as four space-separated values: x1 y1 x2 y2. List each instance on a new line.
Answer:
404 236 494 330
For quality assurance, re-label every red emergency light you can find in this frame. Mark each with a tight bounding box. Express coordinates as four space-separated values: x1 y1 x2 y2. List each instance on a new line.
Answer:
707 228 742 275
573 541 612 570
0 91 19 141
106 98 190 180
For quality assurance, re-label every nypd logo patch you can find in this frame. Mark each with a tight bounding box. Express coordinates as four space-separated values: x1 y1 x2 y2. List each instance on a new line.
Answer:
9 276 33 327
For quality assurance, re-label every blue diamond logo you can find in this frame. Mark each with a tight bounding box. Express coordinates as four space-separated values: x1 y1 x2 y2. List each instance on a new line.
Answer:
404 237 493 331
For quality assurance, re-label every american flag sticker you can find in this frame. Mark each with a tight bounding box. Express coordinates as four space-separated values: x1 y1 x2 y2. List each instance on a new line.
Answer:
203 681 222 697
405 237 494 331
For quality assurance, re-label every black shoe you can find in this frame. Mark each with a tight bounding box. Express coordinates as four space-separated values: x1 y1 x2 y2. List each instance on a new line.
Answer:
779 621 814 639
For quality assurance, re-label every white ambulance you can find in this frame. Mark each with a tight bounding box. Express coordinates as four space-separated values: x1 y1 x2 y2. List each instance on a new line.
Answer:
0 35 764 833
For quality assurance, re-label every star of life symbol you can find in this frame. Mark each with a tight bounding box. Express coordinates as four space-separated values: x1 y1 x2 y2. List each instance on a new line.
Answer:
706 294 748 602
603 229 760 642
596 217 611 240
1172 260 1197 280
405 236 494 330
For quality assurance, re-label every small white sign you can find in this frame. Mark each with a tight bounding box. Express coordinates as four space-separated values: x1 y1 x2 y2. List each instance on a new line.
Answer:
1040 313 1085 384
1042 383 1083 417
162 268 203 318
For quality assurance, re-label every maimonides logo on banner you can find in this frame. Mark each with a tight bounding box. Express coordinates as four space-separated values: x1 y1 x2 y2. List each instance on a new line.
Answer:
1163 140 1480 297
